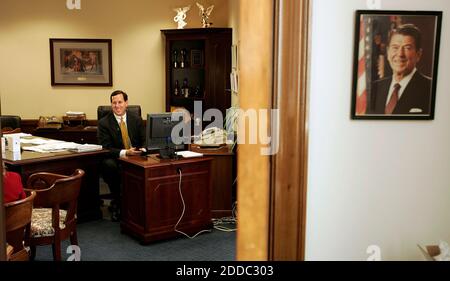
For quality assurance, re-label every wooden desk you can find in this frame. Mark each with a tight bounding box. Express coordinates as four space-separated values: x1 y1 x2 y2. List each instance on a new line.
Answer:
190 144 235 218
119 155 213 244
33 126 98 144
3 145 108 222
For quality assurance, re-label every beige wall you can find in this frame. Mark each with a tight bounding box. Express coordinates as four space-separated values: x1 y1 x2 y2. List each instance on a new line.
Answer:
0 0 230 119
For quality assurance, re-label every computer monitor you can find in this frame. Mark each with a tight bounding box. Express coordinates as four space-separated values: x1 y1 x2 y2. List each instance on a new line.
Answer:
146 112 185 158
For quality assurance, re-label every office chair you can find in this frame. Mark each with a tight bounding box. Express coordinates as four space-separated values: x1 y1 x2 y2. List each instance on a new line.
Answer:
0 115 21 132
97 105 142 121
25 169 85 261
5 191 36 261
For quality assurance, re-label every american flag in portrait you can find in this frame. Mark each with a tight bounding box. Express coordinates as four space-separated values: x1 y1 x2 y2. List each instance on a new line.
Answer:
355 15 399 115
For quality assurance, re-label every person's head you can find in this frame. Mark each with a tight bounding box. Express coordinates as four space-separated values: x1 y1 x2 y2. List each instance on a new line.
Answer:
387 24 423 80
110 90 128 116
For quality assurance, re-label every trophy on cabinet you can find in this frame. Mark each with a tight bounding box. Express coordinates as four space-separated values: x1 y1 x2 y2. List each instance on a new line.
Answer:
196 2 214 28
173 6 191 29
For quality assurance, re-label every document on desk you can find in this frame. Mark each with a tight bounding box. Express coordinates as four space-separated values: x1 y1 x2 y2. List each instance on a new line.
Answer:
68 144 102 152
5 133 32 138
175 151 204 158
20 137 60 145
22 141 102 153
22 141 79 153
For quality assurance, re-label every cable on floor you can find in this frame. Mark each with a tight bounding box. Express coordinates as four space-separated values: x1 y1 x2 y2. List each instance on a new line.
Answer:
173 167 212 239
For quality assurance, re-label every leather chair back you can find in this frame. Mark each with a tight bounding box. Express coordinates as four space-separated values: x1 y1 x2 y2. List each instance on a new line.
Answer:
0 115 21 130
97 105 142 120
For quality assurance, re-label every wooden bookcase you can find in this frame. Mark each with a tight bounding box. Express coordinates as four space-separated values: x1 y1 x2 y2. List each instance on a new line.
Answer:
161 28 232 118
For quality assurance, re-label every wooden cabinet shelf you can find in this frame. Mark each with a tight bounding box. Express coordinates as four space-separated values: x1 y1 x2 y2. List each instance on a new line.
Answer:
161 28 232 116
172 67 205 71
171 95 205 101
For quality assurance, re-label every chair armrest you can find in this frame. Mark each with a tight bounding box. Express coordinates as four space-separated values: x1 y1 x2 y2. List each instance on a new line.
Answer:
23 187 52 193
26 172 66 189
23 187 53 208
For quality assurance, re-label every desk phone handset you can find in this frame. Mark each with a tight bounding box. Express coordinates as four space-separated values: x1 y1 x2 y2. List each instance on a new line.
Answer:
195 127 228 147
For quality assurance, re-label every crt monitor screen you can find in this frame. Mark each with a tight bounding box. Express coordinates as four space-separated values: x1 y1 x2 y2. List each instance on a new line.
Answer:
146 112 184 152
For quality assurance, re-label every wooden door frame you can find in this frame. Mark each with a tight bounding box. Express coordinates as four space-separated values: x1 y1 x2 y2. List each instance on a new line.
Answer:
0 101 6 261
236 0 274 261
269 0 310 260
237 0 310 260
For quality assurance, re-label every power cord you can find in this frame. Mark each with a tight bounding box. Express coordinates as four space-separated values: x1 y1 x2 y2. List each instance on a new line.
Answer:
212 218 236 232
212 201 238 232
173 167 212 239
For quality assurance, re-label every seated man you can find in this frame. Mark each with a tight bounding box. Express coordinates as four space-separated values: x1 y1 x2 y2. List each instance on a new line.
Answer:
3 164 26 203
97 90 145 221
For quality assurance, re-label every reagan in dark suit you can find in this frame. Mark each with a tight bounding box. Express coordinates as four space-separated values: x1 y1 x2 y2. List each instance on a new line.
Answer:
372 71 431 114
370 24 433 115
97 90 145 221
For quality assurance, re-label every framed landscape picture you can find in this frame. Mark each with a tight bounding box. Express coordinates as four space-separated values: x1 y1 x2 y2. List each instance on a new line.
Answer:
50 38 112 86
351 11 442 120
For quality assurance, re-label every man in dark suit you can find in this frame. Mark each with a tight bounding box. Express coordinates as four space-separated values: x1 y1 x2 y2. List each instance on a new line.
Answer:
371 24 432 115
98 90 145 221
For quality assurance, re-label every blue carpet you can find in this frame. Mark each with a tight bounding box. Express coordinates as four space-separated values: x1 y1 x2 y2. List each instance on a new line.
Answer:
34 219 236 261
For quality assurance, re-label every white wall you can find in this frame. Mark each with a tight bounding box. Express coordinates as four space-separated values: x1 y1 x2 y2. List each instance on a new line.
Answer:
306 0 450 260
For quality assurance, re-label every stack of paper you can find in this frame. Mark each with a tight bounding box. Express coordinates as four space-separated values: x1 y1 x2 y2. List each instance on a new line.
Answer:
69 144 102 152
20 138 61 145
66 111 85 116
23 142 79 153
5 133 32 138
175 151 204 158
22 141 102 153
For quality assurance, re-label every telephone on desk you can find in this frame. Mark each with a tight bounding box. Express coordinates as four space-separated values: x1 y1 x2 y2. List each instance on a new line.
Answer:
194 127 228 148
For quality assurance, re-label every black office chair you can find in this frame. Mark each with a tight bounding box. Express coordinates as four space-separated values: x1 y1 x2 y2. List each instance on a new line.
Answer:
0 115 21 132
97 105 142 121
